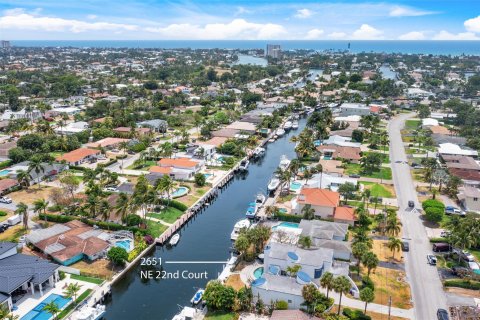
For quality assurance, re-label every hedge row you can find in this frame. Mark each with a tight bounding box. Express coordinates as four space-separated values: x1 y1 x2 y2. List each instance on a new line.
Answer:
39 213 145 234
430 237 449 243
276 212 303 223
444 279 480 290
0 160 12 170
98 158 118 168
159 199 188 211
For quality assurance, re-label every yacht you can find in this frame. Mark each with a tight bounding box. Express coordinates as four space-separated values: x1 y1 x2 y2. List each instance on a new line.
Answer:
190 288 204 305
255 193 266 207
231 219 251 241
267 175 281 192
253 147 266 157
283 121 293 130
245 202 258 219
172 307 202 320
278 155 291 171
169 234 180 246
74 305 106 320
238 159 249 171
275 128 285 136
292 121 299 129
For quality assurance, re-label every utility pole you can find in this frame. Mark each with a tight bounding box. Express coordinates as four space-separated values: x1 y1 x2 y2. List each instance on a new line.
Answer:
388 296 392 320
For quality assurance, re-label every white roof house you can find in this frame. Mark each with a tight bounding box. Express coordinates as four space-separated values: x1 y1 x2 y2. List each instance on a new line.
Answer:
422 118 439 127
438 143 478 157
322 135 361 148
55 121 89 135
306 173 358 192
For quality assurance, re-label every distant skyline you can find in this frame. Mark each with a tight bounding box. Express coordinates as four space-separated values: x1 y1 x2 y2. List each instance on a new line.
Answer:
0 0 479 40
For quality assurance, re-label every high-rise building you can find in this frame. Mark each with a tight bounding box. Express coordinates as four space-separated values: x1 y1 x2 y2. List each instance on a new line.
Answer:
265 44 281 59
1 41 11 49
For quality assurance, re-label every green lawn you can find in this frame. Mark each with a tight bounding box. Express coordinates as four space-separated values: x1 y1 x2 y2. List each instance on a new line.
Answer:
345 163 392 180
360 181 394 198
146 220 169 237
363 152 390 164
205 311 238 320
126 160 157 170
69 274 104 285
470 249 480 262
405 119 420 130
58 289 93 319
147 207 184 224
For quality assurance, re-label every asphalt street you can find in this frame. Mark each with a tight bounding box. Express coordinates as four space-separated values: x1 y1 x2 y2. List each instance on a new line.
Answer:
388 113 448 320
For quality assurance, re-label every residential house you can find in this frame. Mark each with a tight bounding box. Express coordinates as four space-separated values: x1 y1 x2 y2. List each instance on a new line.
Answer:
224 121 257 135
305 173 358 192
438 143 478 158
339 103 371 116
317 145 362 163
149 157 204 181
0 141 17 157
137 119 168 133
54 121 89 135
56 148 100 166
1 109 42 121
270 310 322 320
0 179 19 195
86 137 130 150
458 186 480 213
421 118 440 129
9 162 66 185
0 241 60 312
293 187 339 218
113 127 151 137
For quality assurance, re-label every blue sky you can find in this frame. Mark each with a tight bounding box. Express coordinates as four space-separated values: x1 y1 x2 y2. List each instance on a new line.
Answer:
0 0 479 40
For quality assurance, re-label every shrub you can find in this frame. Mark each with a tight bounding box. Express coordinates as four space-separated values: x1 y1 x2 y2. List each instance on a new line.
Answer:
444 279 480 290
59 271 66 280
422 199 445 211
158 199 188 211
123 214 142 227
424 207 444 223
194 173 206 187
430 237 449 243
276 212 302 223
275 300 288 310
361 276 375 291
0 211 7 217
343 308 372 320
107 247 128 266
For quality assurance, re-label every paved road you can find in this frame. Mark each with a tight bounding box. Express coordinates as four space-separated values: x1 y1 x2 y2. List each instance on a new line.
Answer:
388 113 448 320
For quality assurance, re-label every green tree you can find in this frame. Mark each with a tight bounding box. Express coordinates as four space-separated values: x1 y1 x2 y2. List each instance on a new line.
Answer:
387 237 402 260
203 280 236 311
352 242 370 275
194 172 206 187
107 247 128 266
64 282 82 305
42 301 60 320
286 264 302 277
361 252 379 276
338 182 356 203
33 198 49 224
332 276 351 315
234 235 250 257
301 204 315 220
298 235 312 249
360 287 375 314
386 217 402 236
320 272 334 299
15 202 29 230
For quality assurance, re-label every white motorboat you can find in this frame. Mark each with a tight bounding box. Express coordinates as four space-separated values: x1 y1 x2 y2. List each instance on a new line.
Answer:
169 233 180 246
253 147 266 157
275 128 285 136
74 305 106 320
238 159 249 171
292 121 299 129
231 219 251 241
278 155 291 171
245 201 258 219
267 175 281 192
255 193 266 207
172 307 202 320
190 288 205 305
283 121 293 130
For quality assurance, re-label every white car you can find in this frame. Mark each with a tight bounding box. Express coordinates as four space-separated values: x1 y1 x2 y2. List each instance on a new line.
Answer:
462 250 475 262
104 187 118 192
427 254 437 265
0 197 12 204
440 231 451 238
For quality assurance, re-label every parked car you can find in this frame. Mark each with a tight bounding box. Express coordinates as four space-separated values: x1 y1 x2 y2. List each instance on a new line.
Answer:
433 243 451 253
401 241 409 252
349 174 360 178
462 250 475 262
445 206 466 216
427 254 437 265
104 186 118 192
437 308 449 320
0 196 12 204
440 231 451 238
408 200 415 208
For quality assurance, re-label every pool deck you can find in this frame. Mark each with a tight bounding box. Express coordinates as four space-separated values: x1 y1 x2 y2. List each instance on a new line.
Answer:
13 274 99 319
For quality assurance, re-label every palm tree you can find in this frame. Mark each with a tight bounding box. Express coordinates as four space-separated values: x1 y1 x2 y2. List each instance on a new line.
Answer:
15 202 29 230
301 204 315 220
64 282 82 305
386 218 402 237
387 237 402 260
275 168 292 190
42 301 60 320
264 205 278 220
298 235 312 249
16 169 31 189
156 175 177 203
115 192 130 221
286 264 302 277
301 283 319 314
360 287 375 314
33 198 49 223
319 272 334 299
362 189 371 209
234 235 250 258
333 275 351 315
361 252 379 276
352 242 370 275
28 157 45 190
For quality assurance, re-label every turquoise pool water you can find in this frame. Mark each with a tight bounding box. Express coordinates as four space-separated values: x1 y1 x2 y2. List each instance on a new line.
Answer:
116 239 132 252
272 222 299 230
21 294 71 320
290 181 303 191
253 267 264 279
203 173 213 179
171 187 189 198
0 169 11 176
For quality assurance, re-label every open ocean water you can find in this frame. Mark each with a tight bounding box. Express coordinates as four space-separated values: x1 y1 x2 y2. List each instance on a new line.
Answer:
10 40 480 55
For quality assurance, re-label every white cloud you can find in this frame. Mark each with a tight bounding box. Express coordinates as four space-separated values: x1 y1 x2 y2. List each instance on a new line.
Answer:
432 30 479 40
398 31 426 40
327 32 347 39
351 24 383 40
234 6 252 16
304 28 324 40
464 15 480 33
294 9 313 19
87 14 98 20
0 8 137 33
144 19 287 40
389 6 436 17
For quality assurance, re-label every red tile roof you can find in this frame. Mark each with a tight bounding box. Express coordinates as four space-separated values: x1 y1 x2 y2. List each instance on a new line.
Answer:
149 166 172 174
56 148 100 163
334 207 357 221
297 187 340 207
158 157 198 168
0 178 18 192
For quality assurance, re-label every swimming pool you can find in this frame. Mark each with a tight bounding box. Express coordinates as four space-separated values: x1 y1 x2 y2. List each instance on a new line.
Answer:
253 267 264 279
171 187 189 198
272 222 300 230
203 173 213 179
290 181 303 191
21 294 71 320
116 239 133 252
0 169 11 176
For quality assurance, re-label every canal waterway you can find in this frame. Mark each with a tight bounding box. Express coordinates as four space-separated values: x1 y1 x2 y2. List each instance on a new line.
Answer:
104 118 307 320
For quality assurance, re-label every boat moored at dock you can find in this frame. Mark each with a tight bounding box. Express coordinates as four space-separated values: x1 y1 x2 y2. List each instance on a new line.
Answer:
169 234 180 246
230 219 251 240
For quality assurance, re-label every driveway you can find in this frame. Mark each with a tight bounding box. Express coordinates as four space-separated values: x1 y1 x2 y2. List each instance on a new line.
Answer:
388 113 448 320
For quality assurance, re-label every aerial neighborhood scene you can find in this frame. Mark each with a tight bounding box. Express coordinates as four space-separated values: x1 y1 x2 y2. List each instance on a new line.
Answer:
1 1 480 320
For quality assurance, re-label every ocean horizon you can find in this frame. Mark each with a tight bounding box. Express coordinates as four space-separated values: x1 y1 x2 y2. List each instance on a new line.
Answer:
9 40 480 56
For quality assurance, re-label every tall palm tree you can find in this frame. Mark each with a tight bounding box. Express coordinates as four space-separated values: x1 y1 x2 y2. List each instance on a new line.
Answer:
319 272 334 299
387 237 402 260
28 157 45 190
42 301 60 320
33 198 49 223
16 169 31 189
360 287 375 314
157 175 177 203
15 202 29 230
361 252 379 276
362 189 371 209
386 218 402 237
115 192 130 221
333 276 351 315
301 204 315 220
64 282 82 305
